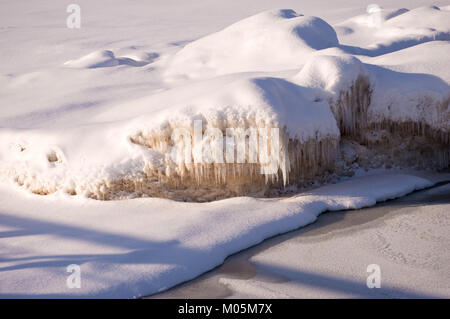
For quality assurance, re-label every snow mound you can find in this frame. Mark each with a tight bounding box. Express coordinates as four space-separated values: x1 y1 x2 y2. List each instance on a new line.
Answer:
0 173 435 298
0 6 448 202
292 54 370 136
382 6 449 31
165 9 339 80
128 76 340 194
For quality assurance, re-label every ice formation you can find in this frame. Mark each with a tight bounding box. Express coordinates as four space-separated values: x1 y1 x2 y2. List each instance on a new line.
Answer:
0 8 449 201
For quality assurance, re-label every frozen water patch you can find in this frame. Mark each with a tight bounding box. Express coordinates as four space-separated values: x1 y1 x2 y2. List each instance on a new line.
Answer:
0 173 435 298
165 9 339 80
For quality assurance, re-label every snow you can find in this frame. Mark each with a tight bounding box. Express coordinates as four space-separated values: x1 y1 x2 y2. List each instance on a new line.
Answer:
0 173 435 298
292 54 368 97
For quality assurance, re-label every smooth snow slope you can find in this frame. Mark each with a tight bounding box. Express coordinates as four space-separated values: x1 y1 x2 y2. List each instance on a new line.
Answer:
0 173 434 298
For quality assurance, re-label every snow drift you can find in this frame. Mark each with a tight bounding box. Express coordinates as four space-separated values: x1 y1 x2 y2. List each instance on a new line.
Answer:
165 9 339 80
